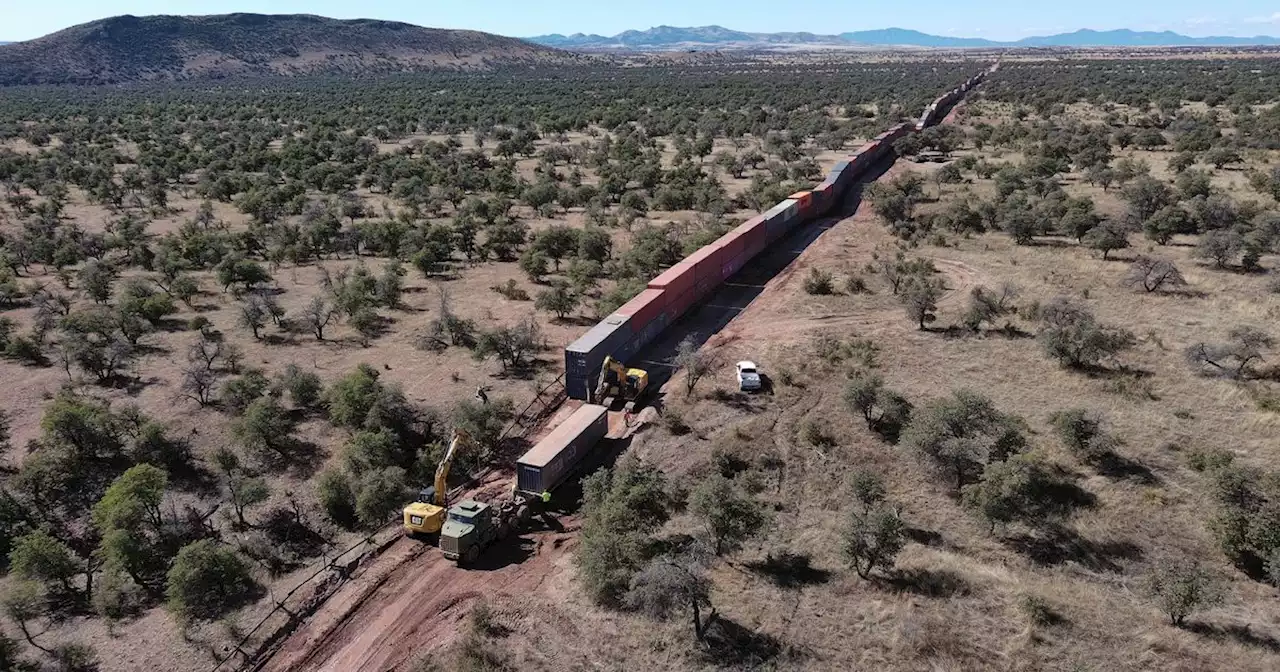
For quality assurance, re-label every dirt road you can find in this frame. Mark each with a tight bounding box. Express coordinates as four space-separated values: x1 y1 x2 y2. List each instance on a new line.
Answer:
259 499 579 672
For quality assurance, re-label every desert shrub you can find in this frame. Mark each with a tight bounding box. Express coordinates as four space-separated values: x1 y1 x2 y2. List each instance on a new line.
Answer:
1146 559 1222 627
280 364 323 409
1123 256 1188 293
903 389 1027 490
662 410 691 436
491 279 531 301
1037 297 1136 369
165 540 259 621
803 268 835 295
1049 409 1117 462
1185 326 1274 380
689 474 770 556
845 275 869 294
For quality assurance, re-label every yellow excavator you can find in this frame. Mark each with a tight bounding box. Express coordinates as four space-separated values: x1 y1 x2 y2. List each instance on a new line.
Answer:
403 429 473 537
592 355 649 411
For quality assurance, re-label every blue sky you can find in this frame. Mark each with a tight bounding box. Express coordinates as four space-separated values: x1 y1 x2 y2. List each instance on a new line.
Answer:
3 0 1280 42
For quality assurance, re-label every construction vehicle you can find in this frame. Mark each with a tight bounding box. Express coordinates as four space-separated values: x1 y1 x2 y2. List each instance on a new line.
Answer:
438 499 519 564
591 355 649 411
402 429 473 537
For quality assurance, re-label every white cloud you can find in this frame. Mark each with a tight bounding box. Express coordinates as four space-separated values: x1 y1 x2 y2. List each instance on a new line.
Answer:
1245 12 1280 24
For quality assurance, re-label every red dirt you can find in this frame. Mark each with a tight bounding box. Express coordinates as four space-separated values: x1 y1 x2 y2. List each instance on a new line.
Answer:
260 509 579 672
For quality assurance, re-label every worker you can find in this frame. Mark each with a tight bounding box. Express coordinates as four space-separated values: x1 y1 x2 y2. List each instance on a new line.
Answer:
540 491 551 504
475 386 488 405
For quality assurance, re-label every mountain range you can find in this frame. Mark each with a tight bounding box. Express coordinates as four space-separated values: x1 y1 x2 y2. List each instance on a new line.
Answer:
0 14 574 86
529 25 1280 50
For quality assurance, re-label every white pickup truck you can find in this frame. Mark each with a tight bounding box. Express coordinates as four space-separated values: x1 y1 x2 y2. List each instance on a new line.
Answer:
736 361 762 392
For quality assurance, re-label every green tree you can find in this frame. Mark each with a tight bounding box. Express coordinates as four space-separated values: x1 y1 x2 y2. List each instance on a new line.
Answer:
1037 298 1136 369
232 398 296 465
165 540 259 621
902 390 1027 490
355 467 408 528
576 456 674 604
842 506 906 579
1146 559 1223 627
226 474 270 529
961 454 1076 532
316 467 357 529
9 530 80 596
535 283 580 319
689 474 770 556
899 275 944 330
518 249 550 283
1083 220 1132 260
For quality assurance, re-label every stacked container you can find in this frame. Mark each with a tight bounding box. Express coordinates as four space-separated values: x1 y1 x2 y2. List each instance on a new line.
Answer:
615 289 669 362
565 314 633 401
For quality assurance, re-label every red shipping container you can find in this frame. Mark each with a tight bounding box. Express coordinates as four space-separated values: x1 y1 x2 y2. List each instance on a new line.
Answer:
686 243 725 281
789 191 813 218
694 275 718 300
721 251 747 281
616 289 665 330
716 228 747 258
665 288 695 323
732 216 767 250
649 260 696 296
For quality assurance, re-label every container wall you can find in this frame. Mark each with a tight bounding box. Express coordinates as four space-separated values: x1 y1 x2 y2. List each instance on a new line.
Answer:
685 243 725 282
623 311 669 357
790 191 813 219
665 287 696 324
616 289 665 331
565 314 633 400
649 260 697 296
764 199 801 243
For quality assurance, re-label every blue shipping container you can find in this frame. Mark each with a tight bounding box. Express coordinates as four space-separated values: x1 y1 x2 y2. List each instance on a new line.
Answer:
565 314 633 400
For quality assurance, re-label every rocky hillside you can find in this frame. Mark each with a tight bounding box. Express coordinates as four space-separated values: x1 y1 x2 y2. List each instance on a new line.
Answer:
0 13 577 85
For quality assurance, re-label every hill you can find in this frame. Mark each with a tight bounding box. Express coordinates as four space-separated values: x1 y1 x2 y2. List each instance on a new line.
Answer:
0 13 575 86
528 24 1280 50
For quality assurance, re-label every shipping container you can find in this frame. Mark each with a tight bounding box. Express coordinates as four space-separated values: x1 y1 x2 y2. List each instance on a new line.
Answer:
721 251 748 281
694 275 718 300
616 289 665 331
686 242 725 281
732 215 768 251
716 228 747 259
649 260 696 296
622 311 669 358
764 199 801 242
790 191 813 218
564 314 633 400
516 404 609 495
665 287 696 324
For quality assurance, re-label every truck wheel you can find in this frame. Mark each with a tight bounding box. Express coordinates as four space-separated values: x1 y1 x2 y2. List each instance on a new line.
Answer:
516 505 531 524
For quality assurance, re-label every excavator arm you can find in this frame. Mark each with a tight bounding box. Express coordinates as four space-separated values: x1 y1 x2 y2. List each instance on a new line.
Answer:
433 429 472 506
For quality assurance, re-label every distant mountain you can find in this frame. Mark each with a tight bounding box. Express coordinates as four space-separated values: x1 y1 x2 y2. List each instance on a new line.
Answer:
0 13 576 86
527 24 1280 50
839 29 1000 48
1012 28 1280 47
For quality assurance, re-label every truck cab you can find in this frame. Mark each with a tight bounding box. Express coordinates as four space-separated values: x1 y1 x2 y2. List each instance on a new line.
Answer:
439 500 505 564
